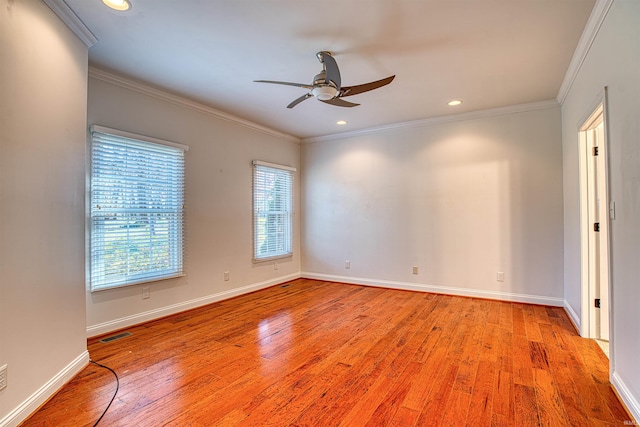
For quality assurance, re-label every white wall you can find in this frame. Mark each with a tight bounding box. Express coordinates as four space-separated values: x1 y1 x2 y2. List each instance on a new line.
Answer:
561 0 640 418
302 105 564 304
0 0 89 425
85 74 301 335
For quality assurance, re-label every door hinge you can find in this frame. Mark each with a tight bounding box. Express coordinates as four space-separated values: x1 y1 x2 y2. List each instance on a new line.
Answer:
593 146 599 156
594 222 600 232
595 298 601 308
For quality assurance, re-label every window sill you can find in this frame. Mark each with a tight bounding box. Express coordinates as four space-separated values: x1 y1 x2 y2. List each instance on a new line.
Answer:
253 254 293 264
90 273 186 293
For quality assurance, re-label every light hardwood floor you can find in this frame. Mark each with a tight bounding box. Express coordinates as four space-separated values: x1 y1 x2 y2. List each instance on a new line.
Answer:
22 279 632 426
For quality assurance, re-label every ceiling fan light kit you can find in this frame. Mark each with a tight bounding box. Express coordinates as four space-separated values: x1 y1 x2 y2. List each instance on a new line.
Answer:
255 51 395 109
312 86 338 101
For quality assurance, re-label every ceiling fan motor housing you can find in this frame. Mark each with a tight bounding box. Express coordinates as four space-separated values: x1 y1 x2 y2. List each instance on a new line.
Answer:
312 72 339 100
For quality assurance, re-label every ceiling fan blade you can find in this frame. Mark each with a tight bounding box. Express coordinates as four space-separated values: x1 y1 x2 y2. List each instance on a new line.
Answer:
318 51 341 90
339 75 395 97
321 98 359 108
287 93 313 109
254 80 314 90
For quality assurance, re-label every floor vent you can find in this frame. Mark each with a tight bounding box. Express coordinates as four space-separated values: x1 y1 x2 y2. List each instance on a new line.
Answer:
99 332 132 343
280 283 292 288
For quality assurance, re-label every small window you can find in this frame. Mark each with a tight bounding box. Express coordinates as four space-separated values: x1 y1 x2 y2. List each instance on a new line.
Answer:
253 161 295 262
89 126 188 291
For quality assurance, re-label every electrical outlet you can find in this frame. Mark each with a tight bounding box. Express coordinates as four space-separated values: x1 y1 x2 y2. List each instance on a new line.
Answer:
497 272 505 282
274 262 279 271
224 271 230 281
142 287 150 299
0 364 7 391
412 266 419 275
345 260 351 269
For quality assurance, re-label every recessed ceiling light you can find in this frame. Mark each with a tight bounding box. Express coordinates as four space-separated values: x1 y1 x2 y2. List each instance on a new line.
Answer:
448 100 463 106
102 0 131 11
336 120 347 125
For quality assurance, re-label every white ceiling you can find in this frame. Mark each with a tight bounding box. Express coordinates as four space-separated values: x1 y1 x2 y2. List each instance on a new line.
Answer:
65 0 595 139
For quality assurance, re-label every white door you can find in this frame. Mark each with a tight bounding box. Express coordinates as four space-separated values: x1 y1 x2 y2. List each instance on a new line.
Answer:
583 111 610 342
594 121 610 341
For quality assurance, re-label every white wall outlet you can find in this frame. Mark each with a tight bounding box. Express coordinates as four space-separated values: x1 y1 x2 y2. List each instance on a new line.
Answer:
497 272 505 282
142 287 150 299
412 266 419 275
345 260 351 269
0 364 7 391
224 271 230 281
274 262 279 271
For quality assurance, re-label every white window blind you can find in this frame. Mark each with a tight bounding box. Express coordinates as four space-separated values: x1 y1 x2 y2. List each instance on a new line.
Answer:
90 126 187 291
253 161 295 262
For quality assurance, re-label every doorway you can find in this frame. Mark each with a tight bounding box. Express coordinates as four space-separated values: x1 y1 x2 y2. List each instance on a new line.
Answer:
578 90 611 357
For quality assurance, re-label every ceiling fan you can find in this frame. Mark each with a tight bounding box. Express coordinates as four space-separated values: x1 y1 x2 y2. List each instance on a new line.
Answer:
254 51 395 109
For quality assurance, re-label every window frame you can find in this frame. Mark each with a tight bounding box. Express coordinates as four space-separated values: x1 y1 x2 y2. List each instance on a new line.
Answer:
89 125 188 292
252 160 296 263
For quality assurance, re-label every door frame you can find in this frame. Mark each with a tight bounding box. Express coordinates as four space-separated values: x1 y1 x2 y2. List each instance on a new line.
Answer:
578 87 613 350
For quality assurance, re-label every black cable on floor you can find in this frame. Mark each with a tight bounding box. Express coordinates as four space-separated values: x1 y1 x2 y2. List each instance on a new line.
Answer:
89 360 119 427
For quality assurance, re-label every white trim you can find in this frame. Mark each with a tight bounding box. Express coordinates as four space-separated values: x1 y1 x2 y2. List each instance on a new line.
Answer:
90 125 190 151
86 273 301 337
577 87 607 131
578 126 591 337
252 254 294 264
252 160 297 172
563 300 581 334
556 0 614 105
0 351 89 427
303 100 559 144
88 67 300 145
42 0 97 47
577 88 611 342
90 273 187 293
611 371 640 425
302 272 564 306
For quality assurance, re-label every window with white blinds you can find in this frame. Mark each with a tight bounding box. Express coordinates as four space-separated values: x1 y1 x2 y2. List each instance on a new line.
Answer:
90 126 187 291
253 161 295 262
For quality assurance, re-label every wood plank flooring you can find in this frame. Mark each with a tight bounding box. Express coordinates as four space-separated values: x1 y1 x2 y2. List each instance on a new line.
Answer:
21 279 633 426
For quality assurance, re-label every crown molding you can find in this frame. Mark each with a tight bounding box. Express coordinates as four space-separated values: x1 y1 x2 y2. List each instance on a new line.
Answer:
42 0 97 47
303 99 559 144
556 0 614 105
88 67 301 144
90 67 557 146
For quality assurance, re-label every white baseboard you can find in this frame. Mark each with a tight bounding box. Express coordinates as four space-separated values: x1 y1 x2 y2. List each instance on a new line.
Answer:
563 300 582 334
86 273 301 337
0 351 89 427
612 371 640 424
302 272 565 306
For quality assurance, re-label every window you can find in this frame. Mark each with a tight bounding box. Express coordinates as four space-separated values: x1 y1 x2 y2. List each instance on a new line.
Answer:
253 161 295 262
90 125 187 291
